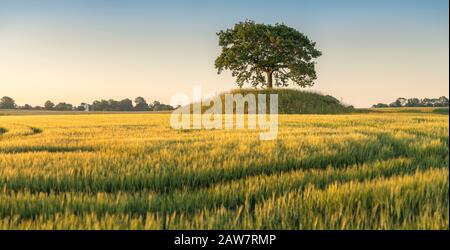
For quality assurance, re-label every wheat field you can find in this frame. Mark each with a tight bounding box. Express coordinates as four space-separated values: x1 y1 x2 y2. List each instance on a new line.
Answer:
0 110 448 229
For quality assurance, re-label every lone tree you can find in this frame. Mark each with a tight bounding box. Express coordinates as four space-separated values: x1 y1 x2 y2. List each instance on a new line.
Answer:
0 96 16 109
44 100 55 110
215 21 322 88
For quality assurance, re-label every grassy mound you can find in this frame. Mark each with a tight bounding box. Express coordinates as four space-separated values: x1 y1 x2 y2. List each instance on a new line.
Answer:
193 88 355 114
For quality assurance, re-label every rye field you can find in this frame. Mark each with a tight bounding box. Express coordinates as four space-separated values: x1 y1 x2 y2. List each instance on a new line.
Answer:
0 109 448 229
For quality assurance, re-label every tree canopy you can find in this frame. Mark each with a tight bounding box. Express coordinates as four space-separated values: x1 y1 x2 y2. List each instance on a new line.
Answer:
134 97 150 111
44 100 55 110
0 96 16 109
372 96 449 108
215 20 322 88
0 96 175 111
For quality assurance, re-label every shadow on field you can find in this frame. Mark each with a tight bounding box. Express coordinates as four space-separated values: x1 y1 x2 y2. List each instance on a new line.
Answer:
29 127 43 135
6 132 441 195
433 108 449 115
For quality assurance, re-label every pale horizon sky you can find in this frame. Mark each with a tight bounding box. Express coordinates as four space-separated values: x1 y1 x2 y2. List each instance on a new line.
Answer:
0 0 448 108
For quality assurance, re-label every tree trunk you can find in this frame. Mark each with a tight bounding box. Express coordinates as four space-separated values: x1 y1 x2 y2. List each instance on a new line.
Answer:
266 71 273 88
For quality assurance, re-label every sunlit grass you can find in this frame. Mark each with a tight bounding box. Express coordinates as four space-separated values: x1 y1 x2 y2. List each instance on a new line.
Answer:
0 111 448 229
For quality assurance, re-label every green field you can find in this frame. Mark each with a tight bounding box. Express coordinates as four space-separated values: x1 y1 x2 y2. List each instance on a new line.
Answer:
0 109 448 229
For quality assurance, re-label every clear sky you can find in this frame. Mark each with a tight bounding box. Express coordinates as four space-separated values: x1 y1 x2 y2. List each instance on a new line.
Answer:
0 0 448 108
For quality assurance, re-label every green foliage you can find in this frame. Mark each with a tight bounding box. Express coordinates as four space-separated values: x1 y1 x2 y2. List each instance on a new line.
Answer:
44 100 55 110
88 98 173 111
1 97 173 112
21 104 33 110
152 101 174 111
119 99 134 111
54 102 73 111
0 96 16 109
134 97 150 111
372 103 389 108
215 21 322 88
374 96 449 108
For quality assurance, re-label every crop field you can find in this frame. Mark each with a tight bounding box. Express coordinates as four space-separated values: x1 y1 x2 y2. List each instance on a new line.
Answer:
0 110 448 229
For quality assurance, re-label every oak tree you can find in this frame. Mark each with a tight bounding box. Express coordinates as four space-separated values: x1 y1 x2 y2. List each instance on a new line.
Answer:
215 21 321 88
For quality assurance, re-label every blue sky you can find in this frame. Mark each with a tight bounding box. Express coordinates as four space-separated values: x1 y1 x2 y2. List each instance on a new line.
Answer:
0 0 448 107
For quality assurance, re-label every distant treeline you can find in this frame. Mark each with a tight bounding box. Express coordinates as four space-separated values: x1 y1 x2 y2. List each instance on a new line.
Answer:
372 96 449 108
0 96 176 111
